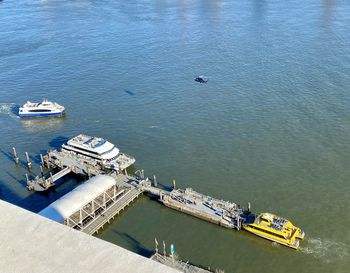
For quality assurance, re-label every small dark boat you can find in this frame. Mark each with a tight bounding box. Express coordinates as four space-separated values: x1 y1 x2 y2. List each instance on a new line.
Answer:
194 75 208 83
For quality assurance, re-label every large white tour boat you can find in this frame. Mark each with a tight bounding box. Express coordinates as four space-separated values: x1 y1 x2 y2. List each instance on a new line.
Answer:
57 134 135 171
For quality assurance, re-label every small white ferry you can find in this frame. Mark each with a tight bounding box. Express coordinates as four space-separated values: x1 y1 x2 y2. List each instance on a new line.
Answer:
19 99 65 117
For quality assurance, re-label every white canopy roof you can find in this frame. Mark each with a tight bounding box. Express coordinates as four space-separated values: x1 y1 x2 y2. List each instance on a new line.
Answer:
39 175 116 223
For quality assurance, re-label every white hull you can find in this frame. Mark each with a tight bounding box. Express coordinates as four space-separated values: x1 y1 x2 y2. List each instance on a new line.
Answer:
19 99 65 118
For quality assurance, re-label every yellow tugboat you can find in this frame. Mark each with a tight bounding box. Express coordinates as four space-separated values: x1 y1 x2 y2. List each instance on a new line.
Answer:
243 212 305 249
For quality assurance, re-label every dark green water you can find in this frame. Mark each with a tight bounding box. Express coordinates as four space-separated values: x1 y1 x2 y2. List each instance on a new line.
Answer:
1 1 350 272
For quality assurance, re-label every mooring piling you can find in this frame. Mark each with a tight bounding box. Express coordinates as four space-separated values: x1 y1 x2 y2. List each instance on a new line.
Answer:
45 156 50 168
40 154 44 166
153 175 157 187
87 167 91 178
12 147 19 164
25 152 32 168
40 166 44 177
25 173 29 185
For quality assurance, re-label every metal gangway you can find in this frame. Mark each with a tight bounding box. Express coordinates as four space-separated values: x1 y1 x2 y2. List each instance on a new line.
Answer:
26 166 71 191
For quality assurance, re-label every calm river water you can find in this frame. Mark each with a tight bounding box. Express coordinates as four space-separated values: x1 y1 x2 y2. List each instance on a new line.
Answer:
1 1 350 272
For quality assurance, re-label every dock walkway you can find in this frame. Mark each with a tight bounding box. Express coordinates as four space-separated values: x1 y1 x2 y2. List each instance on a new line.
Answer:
82 187 143 235
51 166 71 181
27 166 72 191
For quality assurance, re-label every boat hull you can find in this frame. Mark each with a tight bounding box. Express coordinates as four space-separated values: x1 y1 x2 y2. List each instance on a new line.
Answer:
19 111 64 117
243 225 299 249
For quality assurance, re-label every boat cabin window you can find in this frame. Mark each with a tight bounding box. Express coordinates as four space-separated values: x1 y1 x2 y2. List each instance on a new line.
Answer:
250 226 287 239
66 146 100 156
100 147 117 156
28 109 52 112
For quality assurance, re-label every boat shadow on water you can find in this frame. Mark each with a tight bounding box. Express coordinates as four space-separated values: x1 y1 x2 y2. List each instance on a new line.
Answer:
48 136 70 149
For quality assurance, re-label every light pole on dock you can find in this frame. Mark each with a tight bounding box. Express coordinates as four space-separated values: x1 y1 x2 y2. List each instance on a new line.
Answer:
170 243 175 261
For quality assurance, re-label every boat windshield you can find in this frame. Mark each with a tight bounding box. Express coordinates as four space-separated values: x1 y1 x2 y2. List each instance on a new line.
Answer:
100 147 117 157
94 139 106 148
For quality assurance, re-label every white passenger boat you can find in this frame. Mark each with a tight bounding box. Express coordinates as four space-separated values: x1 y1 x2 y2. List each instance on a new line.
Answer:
60 134 136 171
19 99 65 117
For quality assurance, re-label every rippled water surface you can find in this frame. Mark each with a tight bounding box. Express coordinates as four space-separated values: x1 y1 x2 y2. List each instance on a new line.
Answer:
1 1 350 272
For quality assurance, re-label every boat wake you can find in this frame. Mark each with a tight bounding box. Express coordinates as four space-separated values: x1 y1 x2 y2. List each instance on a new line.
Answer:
300 237 350 263
0 103 19 119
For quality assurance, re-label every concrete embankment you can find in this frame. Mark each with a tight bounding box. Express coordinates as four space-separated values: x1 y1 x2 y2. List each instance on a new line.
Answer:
0 200 180 273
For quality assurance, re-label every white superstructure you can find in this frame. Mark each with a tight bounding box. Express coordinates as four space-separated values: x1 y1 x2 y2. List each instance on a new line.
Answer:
60 134 135 171
19 99 65 117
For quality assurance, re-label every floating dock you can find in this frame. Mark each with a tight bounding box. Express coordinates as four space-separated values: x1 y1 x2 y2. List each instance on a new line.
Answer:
16 142 251 235
38 171 249 237
159 188 244 230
